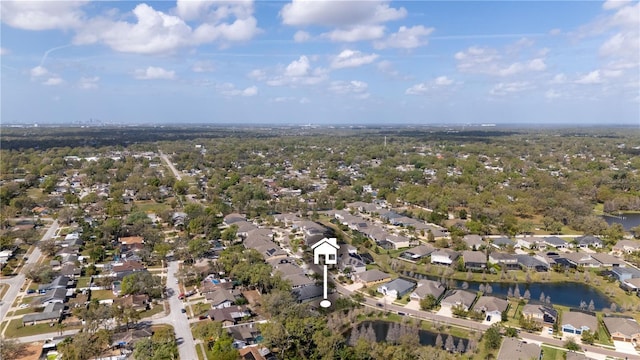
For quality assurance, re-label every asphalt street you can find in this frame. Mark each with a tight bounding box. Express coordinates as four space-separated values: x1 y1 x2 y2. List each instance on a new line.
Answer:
0 220 57 326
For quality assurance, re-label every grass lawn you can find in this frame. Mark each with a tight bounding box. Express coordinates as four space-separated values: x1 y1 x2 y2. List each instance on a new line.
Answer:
196 344 206 360
4 319 82 338
191 302 211 316
0 284 8 298
140 305 165 319
596 321 613 346
91 289 116 301
541 345 566 360
76 276 91 288
13 308 38 316
135 200 172 214
393 295 410 306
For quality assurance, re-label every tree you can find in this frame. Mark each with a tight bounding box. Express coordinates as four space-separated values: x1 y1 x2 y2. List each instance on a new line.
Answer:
193 321 223 350
505 327 518 337
581 330 596 345
120 271 163 298
419 295 437 311
483 324 502 351
564 338 581 351
221 224 238 242
0 337 25 360
435 333 443 349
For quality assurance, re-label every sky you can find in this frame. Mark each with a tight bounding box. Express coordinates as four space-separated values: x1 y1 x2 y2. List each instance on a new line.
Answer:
1 0 639 126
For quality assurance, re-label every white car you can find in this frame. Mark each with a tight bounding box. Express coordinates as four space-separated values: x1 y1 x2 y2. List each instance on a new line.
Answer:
19 303 30 309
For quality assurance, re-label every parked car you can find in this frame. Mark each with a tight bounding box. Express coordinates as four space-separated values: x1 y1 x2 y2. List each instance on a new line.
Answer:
198 315 208 320
26 289 36 294
181 308 187 313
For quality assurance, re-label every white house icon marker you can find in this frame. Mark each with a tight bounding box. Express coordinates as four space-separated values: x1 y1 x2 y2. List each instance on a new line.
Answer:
311 238 340 308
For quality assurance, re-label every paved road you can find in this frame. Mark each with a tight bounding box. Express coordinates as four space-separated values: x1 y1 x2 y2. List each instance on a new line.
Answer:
0 220 58 325
159 151 182 181
164 261 197 360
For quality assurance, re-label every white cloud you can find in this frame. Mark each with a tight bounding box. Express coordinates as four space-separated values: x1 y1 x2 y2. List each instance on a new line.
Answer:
78 76 99 89
30 66 49 79
331 49 378 69
257 56 328 87
280 0 406 27
192 61 215 73
43 77 64 86
490 81 532 96
0 47 9 56
550 73 567 84
74 3 260 55
455 46 547 76
406 76 456 95
285 56 311 76
293 30 311 42
545 89 561 99
434 76 454 86
373 25 434 49
217 83 258 96
603 0 632 11
324 25 385 42
134 66 176 80
575 70 602 84
329 80 369 96
0 1 87 30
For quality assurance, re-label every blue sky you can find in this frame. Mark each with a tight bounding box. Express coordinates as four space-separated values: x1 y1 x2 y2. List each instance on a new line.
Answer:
1 0 638 125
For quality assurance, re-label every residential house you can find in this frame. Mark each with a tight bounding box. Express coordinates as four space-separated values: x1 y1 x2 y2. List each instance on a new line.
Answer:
473 296 508 321
111 328 153 349
621 278 640 292
235 221 259 238
114 294 149 312
377 278 416 299
118 236 144 250
462 235 484 250
440 290 477 311
521 304 557 325
295 221 329 247
238 347 277 360
386 234 411 249
208 305 251 327
544 236 569 249
223 213 246 226
339 255 366 274
576 235 603 249
562 253 601 268
431 249 459 266
612 267 640 282
355 269 392 287
613 240 640 257
489 252 519 270
400 245 434 262
206 289 237 309
229 323 261 346
38 276 71 292
292 285 324 303
409 280 446 302
590 253 624 267
462 251 487 271
491 237 516 249
22 303 64 325
515 255 549 272
496 337 541 360
562 311 598 335
0 249 14 265
517 237 545 250
602 317 640 343
111 261 146 280
40 288 68 306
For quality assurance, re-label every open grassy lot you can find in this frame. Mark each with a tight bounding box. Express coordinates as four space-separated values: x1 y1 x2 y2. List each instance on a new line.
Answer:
76 276 91 288
134 200 172 214
91 289 116 301
541 345 566 360
140 305 165 319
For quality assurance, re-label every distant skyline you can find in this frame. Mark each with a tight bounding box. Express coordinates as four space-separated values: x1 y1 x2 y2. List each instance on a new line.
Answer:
1 0 638 125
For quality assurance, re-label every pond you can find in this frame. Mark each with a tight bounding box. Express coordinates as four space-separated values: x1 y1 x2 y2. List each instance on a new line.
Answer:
350 321 469 353
601 213 640 231
402 272 611 310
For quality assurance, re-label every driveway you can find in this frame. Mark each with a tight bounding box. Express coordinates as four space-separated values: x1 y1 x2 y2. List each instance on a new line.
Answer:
613 340 638 356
